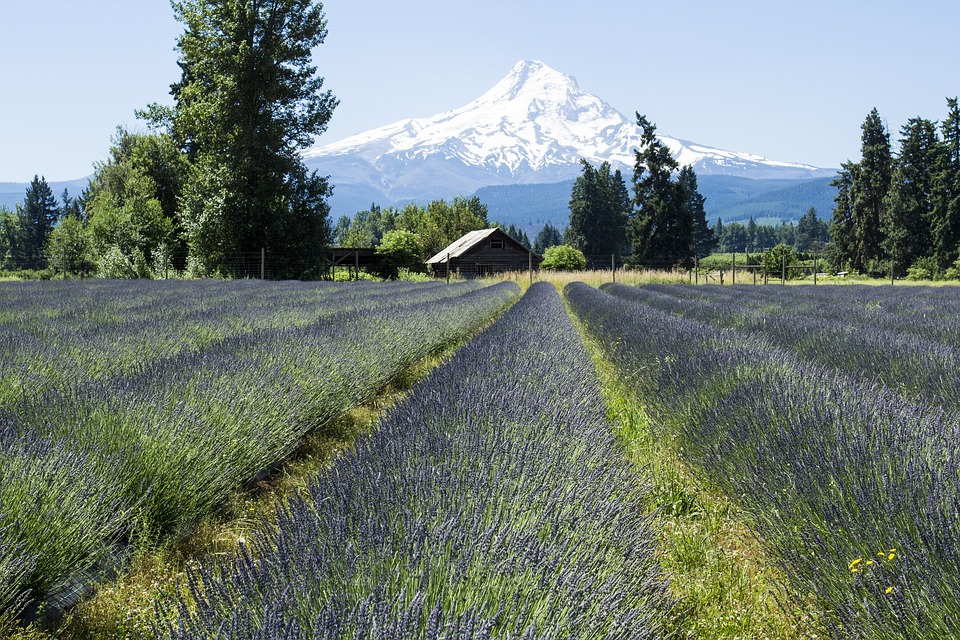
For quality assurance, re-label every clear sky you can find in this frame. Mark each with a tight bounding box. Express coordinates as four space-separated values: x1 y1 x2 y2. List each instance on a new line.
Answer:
1 0 958 183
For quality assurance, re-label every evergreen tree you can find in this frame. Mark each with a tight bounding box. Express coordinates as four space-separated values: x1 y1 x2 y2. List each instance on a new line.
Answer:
533 223 564 255
16 175 60 269
152 0 338 278
679 166 716 257
931 97 960 270
567 159 629 263
713 218 724 250
628 114 694 268
746 217 758 251
829 162 857 270
499 223 531 248
851 108 892 271
796 207 826 252
882 117 939 273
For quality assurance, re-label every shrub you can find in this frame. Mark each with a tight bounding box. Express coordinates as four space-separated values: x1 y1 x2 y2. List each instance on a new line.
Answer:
906 256 939 281
540 244 587 271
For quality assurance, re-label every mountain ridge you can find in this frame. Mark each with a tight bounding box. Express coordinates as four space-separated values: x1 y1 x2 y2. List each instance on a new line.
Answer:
304 59 837 220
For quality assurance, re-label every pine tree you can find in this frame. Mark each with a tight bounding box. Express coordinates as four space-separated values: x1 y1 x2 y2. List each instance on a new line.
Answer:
628 114 694 267
829 162 857 270
16 175 60 269
533 223 564 255
851 108 892 272
931 97 960 270
567 159 629 264
152 0 338 278
679 166 716 257
796 207 826 252
746 217 758 251
882 117 939 273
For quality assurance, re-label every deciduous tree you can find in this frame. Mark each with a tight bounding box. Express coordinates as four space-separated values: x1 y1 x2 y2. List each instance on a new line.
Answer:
152 0 338 278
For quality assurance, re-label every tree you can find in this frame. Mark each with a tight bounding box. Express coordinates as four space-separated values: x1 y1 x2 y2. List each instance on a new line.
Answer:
567 159 629 263
83 129 188 273
761 243 797 278
16 176 60 269
0 206 19 269
796 207 827 252
882 118 939 274
679 166 716 257
499 223 531 249
851 108 892 272
628 114 697 268
931 97 960 270
540 244 587 271
533 223 564 255
399 196 489 257
154 0 339 278
829 162 857 270
374 229 424 279
45 216 92 277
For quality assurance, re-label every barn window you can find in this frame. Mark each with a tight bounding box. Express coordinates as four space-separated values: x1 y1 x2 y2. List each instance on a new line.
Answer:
490 239 504 249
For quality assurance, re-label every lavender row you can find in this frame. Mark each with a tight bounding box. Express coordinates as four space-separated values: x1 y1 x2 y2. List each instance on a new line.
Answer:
157 283 672 639
0 279 481 407
0 281 519 627
604 283 960 411
566 282 960 639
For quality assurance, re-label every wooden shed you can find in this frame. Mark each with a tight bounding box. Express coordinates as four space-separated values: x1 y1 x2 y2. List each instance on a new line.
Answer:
426 228 542 278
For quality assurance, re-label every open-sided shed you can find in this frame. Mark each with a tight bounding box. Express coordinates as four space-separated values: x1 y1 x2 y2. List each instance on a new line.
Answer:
426 228 542 278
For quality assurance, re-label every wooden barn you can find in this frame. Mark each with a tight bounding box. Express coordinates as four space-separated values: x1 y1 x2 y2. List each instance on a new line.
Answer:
426 228 542 278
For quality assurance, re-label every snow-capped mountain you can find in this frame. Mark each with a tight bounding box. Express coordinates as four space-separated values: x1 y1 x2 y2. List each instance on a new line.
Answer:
303 60 834 213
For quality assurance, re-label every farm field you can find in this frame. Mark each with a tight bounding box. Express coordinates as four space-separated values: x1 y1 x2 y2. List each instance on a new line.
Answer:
567 282 960 639
3 278 959 639
0 279 519 633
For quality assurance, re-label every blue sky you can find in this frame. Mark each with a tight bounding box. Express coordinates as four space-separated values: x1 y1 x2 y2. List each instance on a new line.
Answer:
1 0 958 183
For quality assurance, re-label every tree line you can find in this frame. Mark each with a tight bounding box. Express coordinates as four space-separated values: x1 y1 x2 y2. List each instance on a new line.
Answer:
3 0 338 280
830 100 960 278
561 115 716 268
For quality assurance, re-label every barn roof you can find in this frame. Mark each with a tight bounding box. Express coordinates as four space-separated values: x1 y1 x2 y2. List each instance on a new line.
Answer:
426 228 500 264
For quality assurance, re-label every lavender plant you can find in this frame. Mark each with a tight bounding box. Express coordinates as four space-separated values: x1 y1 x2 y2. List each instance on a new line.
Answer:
155 283 672 639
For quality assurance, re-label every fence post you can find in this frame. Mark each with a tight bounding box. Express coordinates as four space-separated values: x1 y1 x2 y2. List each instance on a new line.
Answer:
261 247 265 280
611 254 615 284
695 256 699 284
732 252 736 285
528 250 533 285
814 247 818 285
782 255 786 285
446 253 451 284
890 253 895 285
63 245 67 280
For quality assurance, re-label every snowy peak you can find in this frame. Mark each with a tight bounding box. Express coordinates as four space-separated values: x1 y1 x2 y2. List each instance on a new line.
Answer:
306 59 635 177
303 60 833 204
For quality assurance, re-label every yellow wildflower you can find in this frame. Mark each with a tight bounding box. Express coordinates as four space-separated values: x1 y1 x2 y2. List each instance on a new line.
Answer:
885 586 894 594
849 557 863 572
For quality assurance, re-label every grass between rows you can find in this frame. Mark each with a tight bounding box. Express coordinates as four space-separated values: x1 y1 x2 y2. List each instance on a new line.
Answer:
564 289 829 640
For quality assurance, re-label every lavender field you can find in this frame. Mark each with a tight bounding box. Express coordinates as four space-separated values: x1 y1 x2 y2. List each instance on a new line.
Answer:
0 279 519 631
155 283 672 638
567 283 960 639
5 279 959 639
